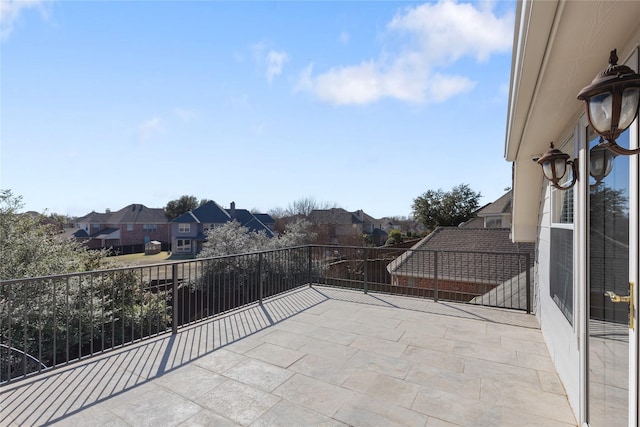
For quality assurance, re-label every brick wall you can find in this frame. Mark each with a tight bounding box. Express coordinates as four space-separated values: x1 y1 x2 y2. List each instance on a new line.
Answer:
114 224 171 245
395 275 497 297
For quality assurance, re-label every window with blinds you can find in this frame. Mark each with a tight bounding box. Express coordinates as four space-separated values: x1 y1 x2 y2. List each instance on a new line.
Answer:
550 227 573 324
549 136 574 324
551 138 575 224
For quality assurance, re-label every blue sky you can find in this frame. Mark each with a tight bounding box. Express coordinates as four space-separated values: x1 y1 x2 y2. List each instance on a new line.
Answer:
1 0 515 219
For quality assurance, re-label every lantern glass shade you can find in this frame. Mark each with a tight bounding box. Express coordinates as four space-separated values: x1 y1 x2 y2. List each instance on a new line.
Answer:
535 142 576 190
588 92 612 134
578 50 640 154
542 158 566 182
619 87 640 130
589 144 615 179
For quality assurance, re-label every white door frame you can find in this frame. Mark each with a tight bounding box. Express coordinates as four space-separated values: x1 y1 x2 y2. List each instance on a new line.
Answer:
578 46 640 426
628 46 639 425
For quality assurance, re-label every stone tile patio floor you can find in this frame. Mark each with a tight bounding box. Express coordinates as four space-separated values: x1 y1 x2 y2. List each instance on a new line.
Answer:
0 286 577 426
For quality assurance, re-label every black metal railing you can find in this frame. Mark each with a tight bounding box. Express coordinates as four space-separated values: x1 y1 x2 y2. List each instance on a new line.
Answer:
311 246 531 311
0 244 531 384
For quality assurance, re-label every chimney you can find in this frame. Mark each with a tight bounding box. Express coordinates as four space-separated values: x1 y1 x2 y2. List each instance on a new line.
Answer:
106 208 111 214
230 201 236 218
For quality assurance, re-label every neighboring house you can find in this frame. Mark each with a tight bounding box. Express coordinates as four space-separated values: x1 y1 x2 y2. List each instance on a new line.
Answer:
308 208 387 245
171 201 274 255
505 2 640 425
387 227 534 300
460 190 513 229
380 218 427 237
475 190 512 228
231 209 276 235
73 204 170 250
253 213 276 233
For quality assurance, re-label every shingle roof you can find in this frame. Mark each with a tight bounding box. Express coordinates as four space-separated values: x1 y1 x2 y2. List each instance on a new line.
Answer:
459 217 485 228
107 204 168 224
73 229 89 238
195 201 231 223
309 208 363 225
228 209 275 237
413 227 531 253
173 201 230 224
253 213 275 225
90 227 119 239
77 205 168 224
76 211 110 223
171 201 274 237
470 267 532 308
173 211 200 224
58 228 89 240
387 227 535 284
477 191 512 216
358 210 379 225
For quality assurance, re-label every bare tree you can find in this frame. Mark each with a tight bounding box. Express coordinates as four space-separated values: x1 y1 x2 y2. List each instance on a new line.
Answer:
279 197 340 217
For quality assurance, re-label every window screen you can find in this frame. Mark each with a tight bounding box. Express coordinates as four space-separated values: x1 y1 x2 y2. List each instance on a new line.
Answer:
550 227 573 324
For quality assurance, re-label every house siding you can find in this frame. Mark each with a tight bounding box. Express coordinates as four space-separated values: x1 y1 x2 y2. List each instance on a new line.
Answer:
170 222 200 255
75 205 170 251
117 224 171 246
506 3 640 424
169 202 274 255
535 184 580 413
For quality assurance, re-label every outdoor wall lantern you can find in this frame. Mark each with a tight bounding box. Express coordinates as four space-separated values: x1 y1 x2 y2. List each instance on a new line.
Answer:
577 49 640 156
534 142 578 190
589 138 617 186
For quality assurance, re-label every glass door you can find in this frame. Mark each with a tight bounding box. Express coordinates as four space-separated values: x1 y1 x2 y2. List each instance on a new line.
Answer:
587 127 633 426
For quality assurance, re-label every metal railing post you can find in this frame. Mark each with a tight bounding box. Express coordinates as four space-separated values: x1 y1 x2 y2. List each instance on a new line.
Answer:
172 263 178 335
525 253 531 314
258 253 264 304
433 251 439 302
363 248 369 294
7 283 13 383
308 246 313 287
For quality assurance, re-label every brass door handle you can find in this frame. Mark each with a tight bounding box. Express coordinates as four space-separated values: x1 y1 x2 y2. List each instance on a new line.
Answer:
604 281 635 330
605 291 630 303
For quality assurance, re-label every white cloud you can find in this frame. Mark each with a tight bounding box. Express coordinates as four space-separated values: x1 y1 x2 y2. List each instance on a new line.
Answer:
252 42 289 82
266 50 289 82
138 117 163 143
311 61 384 105
427 73 476 102
1 0 51 41
297 0 513 106
387 0 512 64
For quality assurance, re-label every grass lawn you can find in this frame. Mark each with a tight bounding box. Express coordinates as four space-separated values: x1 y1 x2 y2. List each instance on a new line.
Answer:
110 251 174 266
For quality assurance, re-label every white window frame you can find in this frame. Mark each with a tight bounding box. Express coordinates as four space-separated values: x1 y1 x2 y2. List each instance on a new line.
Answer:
178 223 190 233
550 135 577 228
484 216 502 228
176 239 191 252
547 133 577 326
